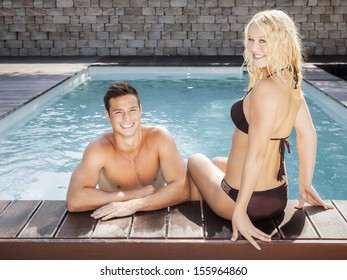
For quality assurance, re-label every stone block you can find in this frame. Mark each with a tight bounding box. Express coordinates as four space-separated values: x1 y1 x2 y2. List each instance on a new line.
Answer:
36 40 53 48
118 32 135 39
219 0 235 7
6 40 23 48
9 23 26 32
53 16 70 24
198 31 214 39
89 40 106 47
113 39 127 47
97 31 109 39
0 9 16 16
66 24 83 32
31 31 47 40
80 16 97 24
63 48 79 55
197 15 215 23
100 0 113 7
119 47 136 55
80 32 96 40
170 0 187 7
54 40 67 48
50 48 63 56
40 24 57 32
97 48 110 56
80 48 97 56
158 15 175 23
27 48 41 56
145 39 157 47
75 0 92 8
57 0 74 8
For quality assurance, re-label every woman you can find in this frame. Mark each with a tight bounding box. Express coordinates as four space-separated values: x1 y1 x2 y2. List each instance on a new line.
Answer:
187 10 332 250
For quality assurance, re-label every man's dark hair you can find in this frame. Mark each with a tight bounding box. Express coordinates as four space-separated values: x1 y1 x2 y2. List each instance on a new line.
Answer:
104 82 140 112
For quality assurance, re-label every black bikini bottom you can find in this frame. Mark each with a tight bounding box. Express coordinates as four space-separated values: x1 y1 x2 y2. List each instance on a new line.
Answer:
221 179 288 222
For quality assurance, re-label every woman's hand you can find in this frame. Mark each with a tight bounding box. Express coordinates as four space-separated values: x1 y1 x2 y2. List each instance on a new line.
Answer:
296 184 333 210
231 208 271 250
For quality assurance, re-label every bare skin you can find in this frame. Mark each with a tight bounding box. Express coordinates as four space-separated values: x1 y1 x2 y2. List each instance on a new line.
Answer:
188 23 332 250
66 94 190 220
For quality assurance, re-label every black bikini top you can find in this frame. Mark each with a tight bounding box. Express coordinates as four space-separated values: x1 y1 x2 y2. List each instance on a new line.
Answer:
230 88 290 182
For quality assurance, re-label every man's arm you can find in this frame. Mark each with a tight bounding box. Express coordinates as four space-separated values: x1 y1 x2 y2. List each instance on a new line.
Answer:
66 141 154 212
91 127 190 220
135 127 191 210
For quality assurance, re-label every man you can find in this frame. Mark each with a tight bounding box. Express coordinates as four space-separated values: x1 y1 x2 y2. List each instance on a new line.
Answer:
66 82 190 220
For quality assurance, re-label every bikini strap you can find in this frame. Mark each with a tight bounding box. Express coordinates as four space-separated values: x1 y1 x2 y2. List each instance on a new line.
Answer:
270 136 291 182
242 87 252 99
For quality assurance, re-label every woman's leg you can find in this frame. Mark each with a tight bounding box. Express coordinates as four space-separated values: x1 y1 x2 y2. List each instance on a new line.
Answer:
211 156 228 173
187 153 235 220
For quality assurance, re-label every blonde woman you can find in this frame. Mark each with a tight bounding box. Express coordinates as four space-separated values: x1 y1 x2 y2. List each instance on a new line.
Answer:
188 10 332 250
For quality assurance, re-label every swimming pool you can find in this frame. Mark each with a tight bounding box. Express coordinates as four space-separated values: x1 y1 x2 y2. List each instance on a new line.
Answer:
0 66 346 200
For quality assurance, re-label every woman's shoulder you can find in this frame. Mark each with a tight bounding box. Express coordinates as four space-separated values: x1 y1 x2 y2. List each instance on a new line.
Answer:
251 78 284 102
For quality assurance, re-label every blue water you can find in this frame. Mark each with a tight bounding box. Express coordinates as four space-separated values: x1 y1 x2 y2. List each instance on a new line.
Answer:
0 70 346 200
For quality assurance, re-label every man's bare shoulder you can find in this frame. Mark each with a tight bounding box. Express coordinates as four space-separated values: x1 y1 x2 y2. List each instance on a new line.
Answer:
142 125 173 141
84 132 113 155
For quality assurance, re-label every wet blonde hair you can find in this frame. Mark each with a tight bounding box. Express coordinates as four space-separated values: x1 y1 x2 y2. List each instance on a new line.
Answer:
242 10 304 96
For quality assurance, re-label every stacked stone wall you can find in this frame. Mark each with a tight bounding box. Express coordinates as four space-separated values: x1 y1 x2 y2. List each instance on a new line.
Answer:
0 0 346 56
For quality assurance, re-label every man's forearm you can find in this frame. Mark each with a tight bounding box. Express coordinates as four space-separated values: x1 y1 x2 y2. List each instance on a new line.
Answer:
135 181 190 212
66 187 133 212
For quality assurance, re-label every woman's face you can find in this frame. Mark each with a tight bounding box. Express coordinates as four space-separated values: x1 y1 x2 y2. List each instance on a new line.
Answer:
246 23 269 69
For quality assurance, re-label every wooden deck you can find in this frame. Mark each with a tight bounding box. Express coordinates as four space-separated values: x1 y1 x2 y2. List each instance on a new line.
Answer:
0 200 346 260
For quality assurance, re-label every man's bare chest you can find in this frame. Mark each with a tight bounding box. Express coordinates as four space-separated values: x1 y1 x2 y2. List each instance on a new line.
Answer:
101 154 160 189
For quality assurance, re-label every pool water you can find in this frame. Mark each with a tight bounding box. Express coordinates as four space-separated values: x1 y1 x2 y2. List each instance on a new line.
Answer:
0 67 346 200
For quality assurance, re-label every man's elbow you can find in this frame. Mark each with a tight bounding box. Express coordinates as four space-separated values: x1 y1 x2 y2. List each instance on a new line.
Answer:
66 195 85 213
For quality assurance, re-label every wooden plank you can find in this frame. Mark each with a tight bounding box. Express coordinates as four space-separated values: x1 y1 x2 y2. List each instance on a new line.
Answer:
333 200 347 221
18 200 67 238
202 201 232 240
55 211 96 239
1 239 347 260
304 200 347 239
168 201 203 239
0 201 11 214
129 208 167 239
274 200 318 239
0 200 41 238
92 216 132 238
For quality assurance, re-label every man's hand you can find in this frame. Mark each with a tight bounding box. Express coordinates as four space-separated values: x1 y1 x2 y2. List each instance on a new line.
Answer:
91 199 140 220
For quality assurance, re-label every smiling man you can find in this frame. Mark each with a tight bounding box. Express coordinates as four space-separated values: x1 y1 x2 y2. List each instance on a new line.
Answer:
66 82 190 220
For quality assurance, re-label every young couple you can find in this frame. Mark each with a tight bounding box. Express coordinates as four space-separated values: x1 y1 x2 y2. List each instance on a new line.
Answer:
66 10 332 250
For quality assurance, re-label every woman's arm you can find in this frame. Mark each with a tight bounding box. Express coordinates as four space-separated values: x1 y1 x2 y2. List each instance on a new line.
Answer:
294 96 332 209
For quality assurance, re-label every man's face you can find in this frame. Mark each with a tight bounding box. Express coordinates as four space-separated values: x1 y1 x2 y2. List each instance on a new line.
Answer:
106 94 142 137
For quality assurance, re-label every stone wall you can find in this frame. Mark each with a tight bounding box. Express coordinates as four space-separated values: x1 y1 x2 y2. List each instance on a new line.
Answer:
0 0 346 56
